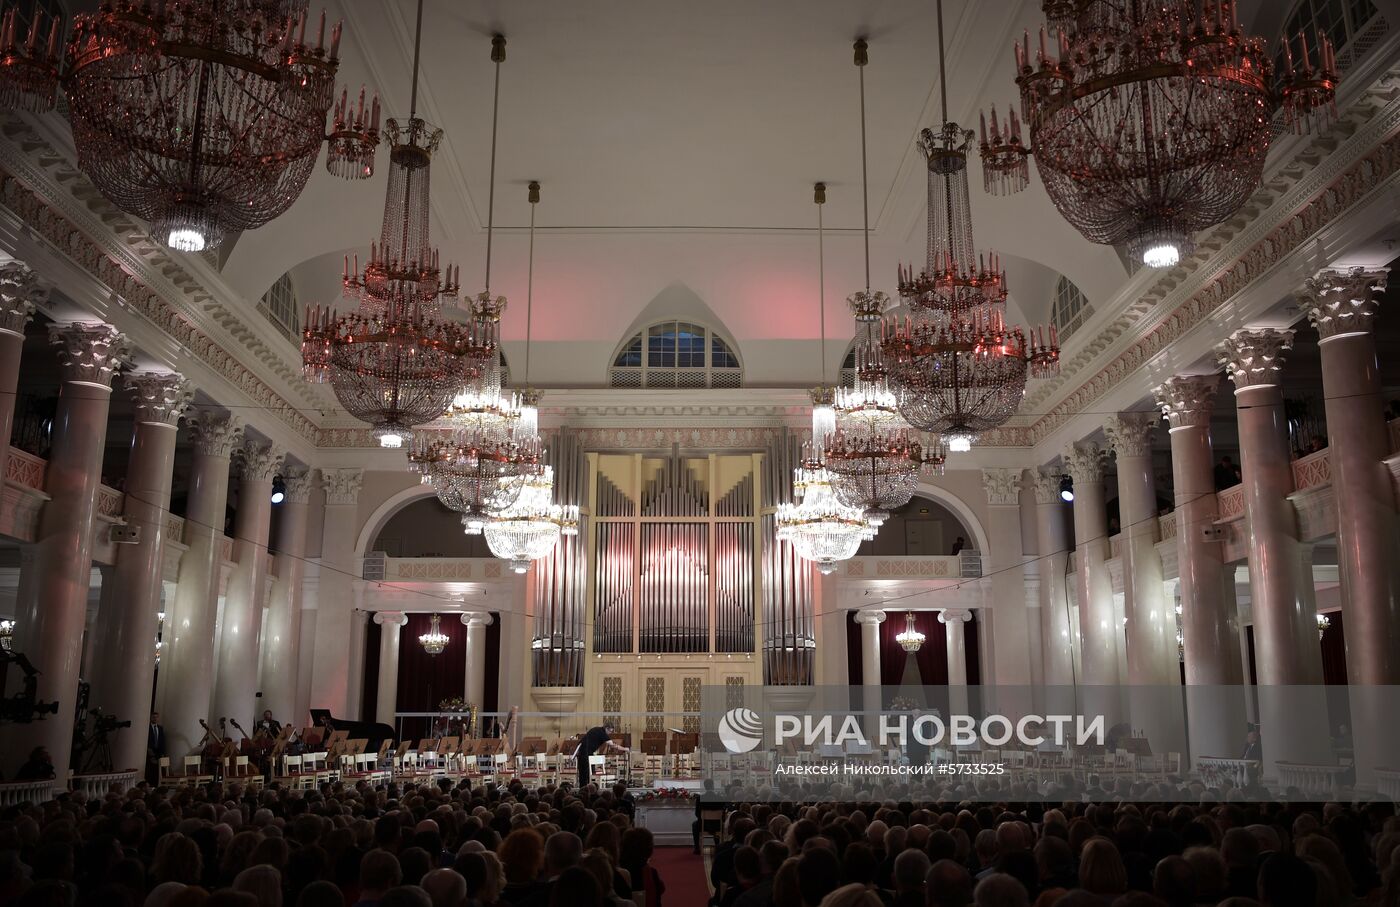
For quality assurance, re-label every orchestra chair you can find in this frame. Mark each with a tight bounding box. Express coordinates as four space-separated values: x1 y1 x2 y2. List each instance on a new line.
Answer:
641 735 668 783
278 753 306 788
392 741 411 774
156 757 175 786
698 805 725 855
306 751 335 786
588 754 614 786
182 755 214 786
492 751 515 783
231 755 264 791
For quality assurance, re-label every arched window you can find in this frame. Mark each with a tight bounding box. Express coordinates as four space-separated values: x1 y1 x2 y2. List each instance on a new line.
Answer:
1050 276 1092 341
259 272 299 341
1277 0 1384 82
611 321 741 388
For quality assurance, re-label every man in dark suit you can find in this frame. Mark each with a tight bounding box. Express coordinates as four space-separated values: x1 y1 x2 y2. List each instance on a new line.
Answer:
571 723 628 789
146 711 166 785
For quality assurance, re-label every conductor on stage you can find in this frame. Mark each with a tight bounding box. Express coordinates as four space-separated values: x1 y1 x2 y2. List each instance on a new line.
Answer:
572 722 629 789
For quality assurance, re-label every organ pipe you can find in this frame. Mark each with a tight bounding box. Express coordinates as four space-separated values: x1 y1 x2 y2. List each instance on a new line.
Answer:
532 429 588 686
762 429 815 684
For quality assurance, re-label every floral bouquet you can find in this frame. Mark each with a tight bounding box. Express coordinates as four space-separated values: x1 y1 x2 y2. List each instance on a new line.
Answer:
637 787 693 802
438 697 472 713
888 696 918 711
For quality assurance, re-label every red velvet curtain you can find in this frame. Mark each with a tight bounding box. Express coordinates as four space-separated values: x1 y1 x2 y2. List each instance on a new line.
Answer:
846 611 982 687
1319 611 1346 685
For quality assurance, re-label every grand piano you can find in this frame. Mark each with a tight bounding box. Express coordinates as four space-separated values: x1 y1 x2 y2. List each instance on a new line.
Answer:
309 709 397 752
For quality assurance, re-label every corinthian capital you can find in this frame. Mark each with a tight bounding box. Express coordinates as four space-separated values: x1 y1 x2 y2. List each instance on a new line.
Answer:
1062 441 1105 486
1154 375 1219 431
237 440 285 484
0 261 45 335
1218 328 1292 391
187 411 243 459
1031 466 1063 505
981 468 1022 507
321 468 364 506
1104 412 1160 460
1299 267 1389 341
125 371 192 427
49 322 127 388
281 466 315 505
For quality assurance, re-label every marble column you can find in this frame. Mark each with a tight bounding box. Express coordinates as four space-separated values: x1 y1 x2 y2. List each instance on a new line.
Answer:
211 440 283 727
345 606 368 719
310 468 363 716
1064 442 1119 686
1300 270 1400 680
1219 328 1330 771
461 611 494 711
157 411 240 758
374 611 408 727
0 263 44 492
982 468 1036 716
942 609 971 719
855 609 885 733
260 466 314 726
1300 268 1399 790
7 323 126 780
1032 468 1076 688
1106 411 1186 756
88 372 190 772
1156 375 1245 764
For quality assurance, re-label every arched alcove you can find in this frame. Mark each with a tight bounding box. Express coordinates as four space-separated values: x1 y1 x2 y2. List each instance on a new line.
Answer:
370 497 492 558
855 493 977 557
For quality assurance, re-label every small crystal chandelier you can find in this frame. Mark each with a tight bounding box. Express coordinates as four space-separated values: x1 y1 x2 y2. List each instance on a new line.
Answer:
419 613 450 655
776 183 874 575
1317 613 1332 639
895 612 926 653
881 1 1058 449
303 4 492 447
2 1 379 250
979 0 1339 267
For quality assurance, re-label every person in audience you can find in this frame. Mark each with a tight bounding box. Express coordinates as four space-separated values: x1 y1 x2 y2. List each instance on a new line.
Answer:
619 827 663 907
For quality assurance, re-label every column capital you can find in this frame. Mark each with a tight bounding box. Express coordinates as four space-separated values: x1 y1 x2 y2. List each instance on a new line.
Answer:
981 468 1023 507
1104 412 1160 460
236 440 285 483
187 410 243 459
1300 266 1388 341
0 261 45 335
321 468 364 505
938 609 972 624
281 466 315 504
1154 374 1219 430
373 611 408 627
1062 441 1106 485
1031 466 1063 505
125 371 192 427
1218 328 1293 392
853 609 886 626
460 611 494 628
48 322 127 388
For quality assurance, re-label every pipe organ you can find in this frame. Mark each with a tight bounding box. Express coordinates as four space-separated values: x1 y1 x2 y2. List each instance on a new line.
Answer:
762 429 816 685
531 429 588 687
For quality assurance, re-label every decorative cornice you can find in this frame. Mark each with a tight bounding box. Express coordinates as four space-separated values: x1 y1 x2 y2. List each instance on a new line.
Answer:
0 260 44 335
1219 328 1294 391
281 466 315 505
49 322 127 388
1031 466 1063 505
980 468 1022 507
236 440 285 484
853 609 887 625
125 371 192 426
1154 375 1220 431
1103 412 1160 460
1062 441 1106 486
1299 266 1390 341
186 410 243 459
321 467 364 506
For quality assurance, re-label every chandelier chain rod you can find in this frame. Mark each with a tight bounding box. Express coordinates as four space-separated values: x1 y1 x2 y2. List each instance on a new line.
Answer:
525 183 536 386
857 43 870 295
484 39 504 295
935 0 948 125
817 185 826 387
408 0 425 119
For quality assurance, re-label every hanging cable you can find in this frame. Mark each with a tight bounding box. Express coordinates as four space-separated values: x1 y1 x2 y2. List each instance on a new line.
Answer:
408 0 425 119
816 181 827 387
525 181 539 387
483 35 506 294
855 38 871 294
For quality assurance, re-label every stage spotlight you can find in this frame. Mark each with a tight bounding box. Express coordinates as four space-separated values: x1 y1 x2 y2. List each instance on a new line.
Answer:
1059 475 1074 503
270 475 286 504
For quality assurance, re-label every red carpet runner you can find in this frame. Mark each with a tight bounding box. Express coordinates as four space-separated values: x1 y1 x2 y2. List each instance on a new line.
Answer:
650 845 710 907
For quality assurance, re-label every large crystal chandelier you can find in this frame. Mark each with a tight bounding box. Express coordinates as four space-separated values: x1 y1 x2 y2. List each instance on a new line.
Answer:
303 3 492 448
979 0 1339 268
485 467 580 574
776 183 874 575
419 613 449 656
0 1 379 250
823 42 938 523
881 2 1059 451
